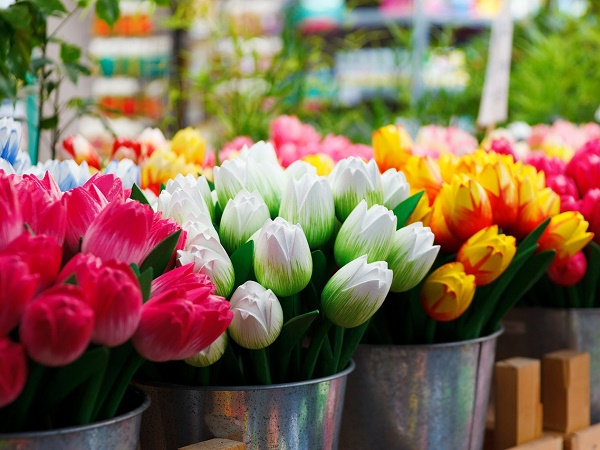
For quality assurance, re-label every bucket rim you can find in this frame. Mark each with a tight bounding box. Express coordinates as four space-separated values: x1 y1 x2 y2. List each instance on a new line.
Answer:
135 359 356 392
509 306 600 313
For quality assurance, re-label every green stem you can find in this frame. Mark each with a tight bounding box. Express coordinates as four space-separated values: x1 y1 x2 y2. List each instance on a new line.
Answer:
337 319 370 373
251 348 271 385
424 317 437 344
92 344 134 421
301 318 333 380
198 366 210 386
330 326 344 376
77 358 107 425
10 362 45 432
99 353 145 420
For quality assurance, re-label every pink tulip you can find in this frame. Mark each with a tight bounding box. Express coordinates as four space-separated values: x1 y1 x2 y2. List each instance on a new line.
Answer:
528 124 551 149
0 337 27 408
583 123 600 142
566 139 600 196
0 174 23 250
16 182 67 246
525 153 566 178
151 263 215 298
547 251 587 287
278 142 302 167
132 287 232 361
83 173 125 204
560 195 581 213
0 255 38 335
20 284 94 367
487 137 516 158
580 189 600 244
349 144 375 162
220 136 254 155
546 174 579 199
16 172 62 201
62 184 108 256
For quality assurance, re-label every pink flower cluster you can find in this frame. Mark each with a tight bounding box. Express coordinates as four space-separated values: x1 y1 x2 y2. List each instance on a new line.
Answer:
0 171 232 408
529 120 600 153
415 125 479 157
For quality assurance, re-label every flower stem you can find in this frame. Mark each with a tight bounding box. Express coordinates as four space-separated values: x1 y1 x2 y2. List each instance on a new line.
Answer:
99 353 145 420
337 320 370 373
251 348 271 385
330 325 344 376
301 318 333 380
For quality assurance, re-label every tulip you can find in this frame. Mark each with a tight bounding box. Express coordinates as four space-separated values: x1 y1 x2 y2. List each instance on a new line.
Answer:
104 158 140 189
177 237 235 298
0 116 21 165
151 263 216 299
407 191 433 227
321 255 392 328
537 211 593 265
381 168 411 211
301 153 335 176
511 172 560 239
253 217 312 297
560 194 581 213
228 281 284 349
283 160 317 186
566 139 600 195
457 225 517 286
0 255 38 335
62 183 108 255
60 134 101 170
428 195 462 253
20 284 94 367
111 137 142 162
84 173 125 204
137 127 167 157
141 148 197 196
476 161 518 229
132 288 233 362
171 127 206 165
220 189 270 254
185 332 228 367
328 157 384 222
246 158 284 218
27 159 92 192
147 211 187 259
547 251 587 287
439 175 493 242
581 189 600 244
0 174 22 250
372 124 413 173
239 141 281 165
183 214 221 248
546 174 579 199
158 187 212 225
334 201 396 266
17 185 67 246
420 262 476 322
165 174 215 221
386 223 440 292
279 174 336 249
5 233 62 291
525 153 566 178
0 337 27 408
213 158 247 210
402 156 443 204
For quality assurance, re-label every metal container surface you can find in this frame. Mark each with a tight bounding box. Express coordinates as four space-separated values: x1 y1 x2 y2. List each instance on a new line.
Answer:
340 330 502 450
498 307 600 422
137 361 354 450
0 386 150 450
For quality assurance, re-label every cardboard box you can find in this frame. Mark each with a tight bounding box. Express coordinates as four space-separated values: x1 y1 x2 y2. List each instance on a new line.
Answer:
505 435 563 450
178 439 246 450
495 357 543 450
542 350 590 434
564 423 600 450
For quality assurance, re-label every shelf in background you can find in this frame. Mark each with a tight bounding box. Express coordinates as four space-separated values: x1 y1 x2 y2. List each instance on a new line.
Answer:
345 7 494 29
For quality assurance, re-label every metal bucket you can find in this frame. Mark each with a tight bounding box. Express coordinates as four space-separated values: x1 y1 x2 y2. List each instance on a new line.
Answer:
340 329 502 450
498 307 600 422
137 361 354 450
0 386 150 450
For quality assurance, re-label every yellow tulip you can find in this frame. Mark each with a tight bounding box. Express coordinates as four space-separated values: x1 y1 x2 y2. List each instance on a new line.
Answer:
406 191 433 227
475 160 518 229
457 225 517 286
141 148 202 195
404 155 443 204
420 262 476 322
170 127 206 165
301 153 335 176
537 211 594 265
429 194 462 253
439 153 460 184
372 124 413 173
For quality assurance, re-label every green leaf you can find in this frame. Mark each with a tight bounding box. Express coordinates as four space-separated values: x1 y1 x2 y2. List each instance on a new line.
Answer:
140 230 182 278
230 240 254 291
583 242 600 307
0 4 33 30
393 190 425 229
137 267 154 302
95 0 120 27
30 0 67 17
63 273 78 285
63 62 91 83
129 183 150 205
39 115 58 130
60 42 81 64
310 250 327 293
516 218 551 255
160 183 166 193
31 56 54 73
277 311 319 353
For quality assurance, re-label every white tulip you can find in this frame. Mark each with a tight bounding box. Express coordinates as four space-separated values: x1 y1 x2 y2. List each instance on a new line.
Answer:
246 158 284 218
185 332 228 367
334 200 397 267
157 188 211 224
220 189 270 254
387 222 440 292
282 160 317 187
228 281 283 350
328 157 384 222
182 214 220 248
322 255 392 328
238 141 280 165
104 158 140 189
165 173 215 221
279 173 335 249
213 158 247 210
254 217 312 297
381 168 410 211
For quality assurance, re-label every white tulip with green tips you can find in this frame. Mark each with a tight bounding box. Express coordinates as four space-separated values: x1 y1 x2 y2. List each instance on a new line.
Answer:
165 173 215 221
328 157 384 222
220 189 270 254
238 141 280 165
228 281 284 350
182 213 220 247
185 332 228 367
387 222 440 292
246 158 284 218
321 255 392 328
254 217 313 297
283 160 317 186
279 173 335 249
213 158 247 210
334 200 397 267
381 168 411 211
157 188 211 225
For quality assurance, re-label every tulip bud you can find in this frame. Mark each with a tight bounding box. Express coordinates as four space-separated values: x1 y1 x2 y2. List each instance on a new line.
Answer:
165 174 215 221
301 153 335 177
0 337 27 408
321 255 392 328
239 141 280 165
183 214 221 248
158 187 212 225
547 251 587 287
0 255 38 335
246 158 284 218
279 174 336 249
283 160 317 186
566 140 600 196
6 233 62 291
253 217 313 297
0 174 23 250
0 116 21 166
328 157 384 222
104 158 140 189
111 137 142 162
171 127 206 165
185 332 228 367
62 184 108 256
372 124 413 173
334 200 396 267
220 189 270 254
476 161 518 229
457 225 517 286
403 156 443 204
228 281 284 349
151 263 216 299
381 168 411 211
420 262 476 322
387 223 440 292
177 236 235 298
60 134 101 170
213 158 247 210
407 191 433 227
580 189 600 244
20 284 95 367
537 211 594 265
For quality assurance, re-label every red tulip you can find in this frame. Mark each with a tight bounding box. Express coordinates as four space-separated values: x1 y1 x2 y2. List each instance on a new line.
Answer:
0 337 27 408
60 134 101 170
0 173 23 250
580 189 600 245
151 263 215 298
132 288 232 362
547 251 587 287
525 153 566 178
20 284 94 367
112 137 142 162
62 184 108 256
84 173 125 204
0 255 38 335
566 139 600 196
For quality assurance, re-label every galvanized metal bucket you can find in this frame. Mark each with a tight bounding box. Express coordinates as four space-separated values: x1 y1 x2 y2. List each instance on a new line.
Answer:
0 386 150 450
498 307 600 422
137 361 354 450
340 329 502 450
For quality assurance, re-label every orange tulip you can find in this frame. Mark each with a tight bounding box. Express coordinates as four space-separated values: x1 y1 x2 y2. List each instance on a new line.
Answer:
372 124 413 172
457 225 517 286
476 161 518 229
404 155 443 204
429 195 462 253
537 211 594 265
420 262 476 322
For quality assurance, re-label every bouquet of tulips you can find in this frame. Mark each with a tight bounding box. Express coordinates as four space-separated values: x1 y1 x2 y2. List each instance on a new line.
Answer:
133 142 438 386
0 170 233 432
365 124 594 344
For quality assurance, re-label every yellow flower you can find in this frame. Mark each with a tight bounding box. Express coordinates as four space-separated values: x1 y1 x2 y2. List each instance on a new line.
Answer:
439 153 460 184
301 153 335 176
457 225 517 286
541 141 574 162
475 160 518 229
420 262 476 322
429 194 462 253
372 124 413 173
404 155 443 204
170 127 206 165
406 191 433 227
141 148 202 195
537 211 594 265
